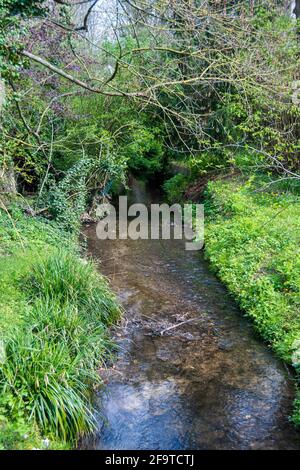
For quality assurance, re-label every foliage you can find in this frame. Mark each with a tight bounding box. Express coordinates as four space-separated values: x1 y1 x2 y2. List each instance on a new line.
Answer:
1 0 300 445
204 176 300 423
0 409 68 450
292 398 300 426
0 207 120 447
41 159 96 232
0 0 45 79
163 173 189 203
27 251 120 326
64 93 166 180
3 2 299 205
183 9 300 178
123 125 164 178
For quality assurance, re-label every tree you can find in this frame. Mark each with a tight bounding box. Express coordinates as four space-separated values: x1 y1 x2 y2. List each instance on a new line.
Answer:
1 0 299 190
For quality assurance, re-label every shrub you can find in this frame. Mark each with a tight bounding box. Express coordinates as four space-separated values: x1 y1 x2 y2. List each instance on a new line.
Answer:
163 174 189 203
124 126 164 178
204 176 300 424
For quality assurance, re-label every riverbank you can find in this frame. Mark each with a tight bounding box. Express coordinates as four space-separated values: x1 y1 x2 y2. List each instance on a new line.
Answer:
204 176 300 424
0 202 121 449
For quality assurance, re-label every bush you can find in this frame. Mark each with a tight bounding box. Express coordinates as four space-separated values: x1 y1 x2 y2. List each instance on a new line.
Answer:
124 126 164 178
204 176 300 423
163 174 189 203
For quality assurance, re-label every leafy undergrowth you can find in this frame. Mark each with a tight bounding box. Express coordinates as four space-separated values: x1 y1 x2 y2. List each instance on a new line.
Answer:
0 204 121 449
204 177 300 425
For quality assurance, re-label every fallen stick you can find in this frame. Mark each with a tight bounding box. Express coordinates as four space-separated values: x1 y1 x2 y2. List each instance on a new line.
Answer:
160 318 199 336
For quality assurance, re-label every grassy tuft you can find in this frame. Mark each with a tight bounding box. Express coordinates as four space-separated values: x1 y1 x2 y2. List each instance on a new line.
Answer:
26 251 120 325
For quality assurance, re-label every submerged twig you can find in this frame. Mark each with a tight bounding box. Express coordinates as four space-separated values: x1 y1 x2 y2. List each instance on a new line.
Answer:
160 318 199 336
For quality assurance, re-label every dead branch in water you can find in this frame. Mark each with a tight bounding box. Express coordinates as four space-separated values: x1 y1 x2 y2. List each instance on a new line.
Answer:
160 318 199 336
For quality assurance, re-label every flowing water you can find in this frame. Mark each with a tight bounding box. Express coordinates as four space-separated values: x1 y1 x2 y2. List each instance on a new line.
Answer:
82 180 300 450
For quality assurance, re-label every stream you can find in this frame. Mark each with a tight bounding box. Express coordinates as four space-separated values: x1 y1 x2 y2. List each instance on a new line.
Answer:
82 180 300 450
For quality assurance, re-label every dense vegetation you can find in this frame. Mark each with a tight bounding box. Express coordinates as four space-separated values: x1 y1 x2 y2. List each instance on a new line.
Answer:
0 0 299 448
204 177 300 424
0 206 120 448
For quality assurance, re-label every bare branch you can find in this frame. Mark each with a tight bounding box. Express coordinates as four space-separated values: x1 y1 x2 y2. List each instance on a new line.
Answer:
21 49 148 99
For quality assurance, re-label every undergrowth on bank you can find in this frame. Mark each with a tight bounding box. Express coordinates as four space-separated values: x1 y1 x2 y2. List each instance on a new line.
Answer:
0 206 120 448
204 177 300 425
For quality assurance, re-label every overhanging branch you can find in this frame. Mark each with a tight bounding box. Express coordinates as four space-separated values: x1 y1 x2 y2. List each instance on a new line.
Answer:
21 50 148 99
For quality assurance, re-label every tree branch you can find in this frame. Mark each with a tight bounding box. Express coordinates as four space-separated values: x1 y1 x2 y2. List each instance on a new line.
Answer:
21 50 148 99
74 0 98 32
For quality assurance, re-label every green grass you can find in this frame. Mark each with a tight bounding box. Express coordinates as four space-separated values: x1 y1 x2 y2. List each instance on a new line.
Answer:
204 176 300 425
0 204 121 448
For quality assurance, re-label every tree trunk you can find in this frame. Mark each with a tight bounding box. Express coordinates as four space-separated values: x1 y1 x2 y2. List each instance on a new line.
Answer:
0 79 4 110
294 0 300 18
0 167 17 194
0 78 17 195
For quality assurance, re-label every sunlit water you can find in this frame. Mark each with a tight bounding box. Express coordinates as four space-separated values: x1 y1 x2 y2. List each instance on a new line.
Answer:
81 181 300 450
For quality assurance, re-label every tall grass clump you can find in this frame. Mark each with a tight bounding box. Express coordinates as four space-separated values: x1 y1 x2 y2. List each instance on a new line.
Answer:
0 249 121 444
27 251 120 325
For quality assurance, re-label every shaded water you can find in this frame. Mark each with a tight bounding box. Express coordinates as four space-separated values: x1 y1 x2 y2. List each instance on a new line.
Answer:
82 181 300 450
